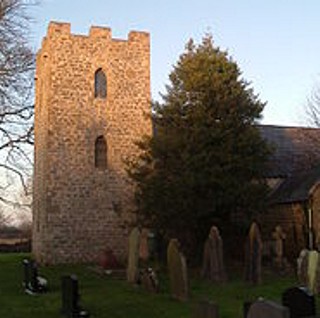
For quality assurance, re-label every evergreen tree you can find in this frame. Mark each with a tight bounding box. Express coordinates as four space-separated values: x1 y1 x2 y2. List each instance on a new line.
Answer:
128 35 271 254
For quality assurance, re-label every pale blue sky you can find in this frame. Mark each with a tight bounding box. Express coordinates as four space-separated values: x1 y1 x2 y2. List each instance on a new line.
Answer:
29 0 320 127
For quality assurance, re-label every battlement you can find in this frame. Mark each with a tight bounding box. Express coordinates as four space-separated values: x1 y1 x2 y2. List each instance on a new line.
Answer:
46 21 149 44
48 22 71 36
128 30 150 44
89 26 112 40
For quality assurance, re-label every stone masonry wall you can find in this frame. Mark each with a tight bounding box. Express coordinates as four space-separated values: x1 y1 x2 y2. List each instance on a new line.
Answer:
32 22 151 264
310 184 320 249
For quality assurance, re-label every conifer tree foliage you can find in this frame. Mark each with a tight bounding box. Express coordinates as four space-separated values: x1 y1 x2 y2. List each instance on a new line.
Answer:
128 35 271 252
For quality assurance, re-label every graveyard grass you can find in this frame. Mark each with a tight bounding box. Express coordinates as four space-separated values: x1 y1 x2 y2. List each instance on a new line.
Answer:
0 253 311 318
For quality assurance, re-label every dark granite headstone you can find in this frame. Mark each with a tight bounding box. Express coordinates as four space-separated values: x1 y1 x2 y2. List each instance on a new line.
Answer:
248 299 289 318
61 275 90 318
30 260 39 291
282 287 316 318
22 259 31 289
243 301 253 318
22 259 47 294
193 301 219 318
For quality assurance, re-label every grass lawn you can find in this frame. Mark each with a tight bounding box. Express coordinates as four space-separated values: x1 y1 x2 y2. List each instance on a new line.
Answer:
0 253 301 317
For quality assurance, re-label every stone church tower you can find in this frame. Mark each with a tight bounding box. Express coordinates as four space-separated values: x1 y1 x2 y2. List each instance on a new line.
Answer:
32 22 151 264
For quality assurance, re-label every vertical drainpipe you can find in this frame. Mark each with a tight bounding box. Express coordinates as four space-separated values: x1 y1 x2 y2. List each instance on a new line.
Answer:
308 198 314 250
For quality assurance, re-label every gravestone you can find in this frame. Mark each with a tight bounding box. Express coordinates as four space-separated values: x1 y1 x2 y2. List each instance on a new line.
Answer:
282 287 316 318
22 259 31 289
98 248 119 270
201 225 226 283
140 267 159 293
22 259 47 294
139 228 149 262
308 250 319 294
272 225 287 270
243 301 253 318
167 238 188 301
297 249 309 286
247 299 289 318
61 275 90 318
193 300 219 318
244 222 263 284
127 227 141 283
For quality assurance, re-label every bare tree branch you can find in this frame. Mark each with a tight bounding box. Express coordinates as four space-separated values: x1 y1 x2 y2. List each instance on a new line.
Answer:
0 0 35 208
305 82 320 128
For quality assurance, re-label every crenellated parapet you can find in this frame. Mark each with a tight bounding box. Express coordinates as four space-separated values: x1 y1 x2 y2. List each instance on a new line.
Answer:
44 21 149 45
47 21 71 37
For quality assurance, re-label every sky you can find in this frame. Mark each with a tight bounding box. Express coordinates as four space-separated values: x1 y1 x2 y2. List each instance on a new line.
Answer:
29 0 320 127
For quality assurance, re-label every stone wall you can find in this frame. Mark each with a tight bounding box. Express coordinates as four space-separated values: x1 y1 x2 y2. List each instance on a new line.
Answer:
310 183 320 249
33 22 151 264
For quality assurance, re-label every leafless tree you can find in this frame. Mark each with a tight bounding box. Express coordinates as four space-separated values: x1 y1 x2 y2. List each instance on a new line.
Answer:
0 0 35 206
305 81 320 128
0 204 12 227
14 176 32 224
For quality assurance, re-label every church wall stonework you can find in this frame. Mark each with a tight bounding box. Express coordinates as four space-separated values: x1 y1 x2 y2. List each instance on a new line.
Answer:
32 22 151 264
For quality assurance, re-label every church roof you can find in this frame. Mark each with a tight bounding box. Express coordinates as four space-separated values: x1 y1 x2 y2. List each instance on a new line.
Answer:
259 125 320 204
268 165 320 204
258 125 320 178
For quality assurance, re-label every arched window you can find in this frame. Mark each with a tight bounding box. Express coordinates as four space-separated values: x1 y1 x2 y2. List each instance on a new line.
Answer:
95 135 107 169
94 68 107 98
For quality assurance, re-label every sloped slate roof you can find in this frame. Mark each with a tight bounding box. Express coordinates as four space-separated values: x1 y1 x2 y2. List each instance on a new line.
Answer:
268 165 320 204
258 125 320 178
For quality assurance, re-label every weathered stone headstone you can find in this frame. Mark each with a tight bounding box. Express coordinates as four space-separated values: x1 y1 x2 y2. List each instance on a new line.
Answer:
272 225 287 270
201 225 226 283
139 228 149 262
297 249 309 286
61 275 90 318
167 238 188 301
127 227 141 283
140 267 159 293
193 301 219 318
307 250 319 294
297 249 320 294
282 287 316 318
244 222 263 284
248 299 289 318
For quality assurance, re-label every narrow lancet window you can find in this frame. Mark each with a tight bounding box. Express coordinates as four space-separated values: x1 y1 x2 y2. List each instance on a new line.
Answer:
95 135 107 169
94 68 107 98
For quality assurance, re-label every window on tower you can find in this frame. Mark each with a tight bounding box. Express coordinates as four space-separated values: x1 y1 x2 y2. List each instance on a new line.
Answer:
94 68 107 98
95 135 107 169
